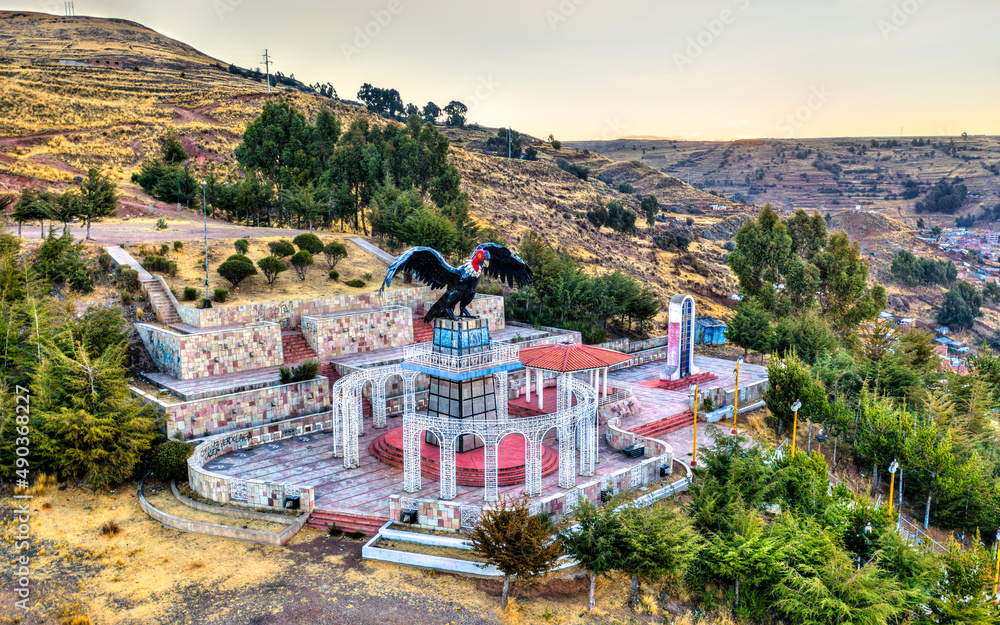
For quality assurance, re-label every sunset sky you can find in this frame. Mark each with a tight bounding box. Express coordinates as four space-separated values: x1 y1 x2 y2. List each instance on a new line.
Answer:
10 0 1000 140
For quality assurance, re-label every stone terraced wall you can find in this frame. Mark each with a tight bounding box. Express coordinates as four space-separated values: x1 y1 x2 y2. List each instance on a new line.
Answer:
147 377 331 440
136 322 283 380
176 286 432 329
188 412 333 513
302 306 413 358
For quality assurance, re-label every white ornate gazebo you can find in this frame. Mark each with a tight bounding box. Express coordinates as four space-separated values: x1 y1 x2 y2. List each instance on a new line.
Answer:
330 321 602 503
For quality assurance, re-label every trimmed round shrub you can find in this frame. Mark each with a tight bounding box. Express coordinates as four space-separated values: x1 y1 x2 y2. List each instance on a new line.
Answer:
183 286 198 301
159 243 170 256
344 279 365 288
323 242 347 268
234 238 249 255
116 266 140 292
289 250 313 280
329 269 339 281
225 254 254 265
98 251 114 272
151 441 194 483
258 255 288 286
213 288 228 303
173 240 183 251
268 239 295 258
217 258 257 288
293 233 324 255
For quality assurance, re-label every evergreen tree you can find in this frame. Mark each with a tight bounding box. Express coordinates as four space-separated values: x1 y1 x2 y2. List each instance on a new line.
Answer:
559 497 623 611
79 168 118 240
469 497 562 609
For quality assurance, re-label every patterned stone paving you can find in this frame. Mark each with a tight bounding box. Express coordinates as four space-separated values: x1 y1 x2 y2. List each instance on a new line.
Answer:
207 415 641 517
196 354 762 519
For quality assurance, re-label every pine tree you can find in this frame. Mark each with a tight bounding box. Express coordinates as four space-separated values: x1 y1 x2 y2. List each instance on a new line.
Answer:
618 504 700 611
79 168 118 240
559 497 623 611
469 497 562 609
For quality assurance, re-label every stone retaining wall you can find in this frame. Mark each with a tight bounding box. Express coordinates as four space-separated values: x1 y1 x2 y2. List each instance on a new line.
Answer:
176 286 432 328
136 322 283 380
142 377 331 440
302 306 413 357
188 412 332 513
138 475 304 546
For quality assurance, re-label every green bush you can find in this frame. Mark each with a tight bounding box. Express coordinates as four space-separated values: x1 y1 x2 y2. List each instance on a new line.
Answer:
322 242 347 268
329 269 339 281
173 240 183 252
257 256 287 286
551 139 561 150
234 239 249 255
142 255 177 275
182 287 198 301
344 531 366 540
155 217 168 230
225 254 253 265
289 250 313 280
97 252 114 272
159 243 170 256
618 182 633 194
327 522 343 537
116 266 141 292
217 258 257 288
120 290 132 305
279 360 320 384
151 441 194 483
213 288 228 303
292 233 324 255
268 240 295 258
344 279 365 288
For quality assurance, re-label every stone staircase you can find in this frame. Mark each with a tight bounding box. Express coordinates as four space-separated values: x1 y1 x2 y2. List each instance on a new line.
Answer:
143 279 180 325
281 331 318 365
651 371 717 391
630 412 697 439
368 432 559 487
411 315 434 343
306 509 386 536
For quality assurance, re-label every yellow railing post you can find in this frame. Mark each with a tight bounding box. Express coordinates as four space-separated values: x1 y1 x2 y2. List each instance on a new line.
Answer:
731 358 742 435
691 384 699 467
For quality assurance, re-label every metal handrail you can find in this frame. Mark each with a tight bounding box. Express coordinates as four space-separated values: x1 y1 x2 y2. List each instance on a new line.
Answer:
403 342 521 373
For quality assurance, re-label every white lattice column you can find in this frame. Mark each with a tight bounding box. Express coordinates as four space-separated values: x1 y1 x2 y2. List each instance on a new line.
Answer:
483 436 499 503
372 378 388 428
494 371 509 421
342 389 360 468
331 391 342 458
402 372 417 416
580 410 596 476
403 420 421 493
525 435 544 496
558 424 576 489
439 436 457 500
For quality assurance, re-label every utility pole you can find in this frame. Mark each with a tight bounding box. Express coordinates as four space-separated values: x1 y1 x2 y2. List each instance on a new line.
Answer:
508 127 512 159
262 49 272 94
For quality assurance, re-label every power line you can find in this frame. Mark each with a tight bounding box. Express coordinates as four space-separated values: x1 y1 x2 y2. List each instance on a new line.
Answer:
262 49 272 94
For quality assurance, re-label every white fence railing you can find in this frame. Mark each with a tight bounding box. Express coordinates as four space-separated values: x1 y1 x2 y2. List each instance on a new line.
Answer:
402 342 520 374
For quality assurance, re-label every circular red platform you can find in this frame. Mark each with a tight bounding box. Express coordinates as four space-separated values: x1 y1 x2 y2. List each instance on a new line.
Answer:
369 426 559 486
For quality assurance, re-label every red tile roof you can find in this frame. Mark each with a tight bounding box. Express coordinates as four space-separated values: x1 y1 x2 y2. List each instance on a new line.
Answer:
517 343 632 372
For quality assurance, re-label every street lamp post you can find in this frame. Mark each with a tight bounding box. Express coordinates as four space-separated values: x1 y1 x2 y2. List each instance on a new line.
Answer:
887 459 900 514
731 357 743 435
691 384 700 467
201 181 209 302
790 400 802 459
993 528 999 601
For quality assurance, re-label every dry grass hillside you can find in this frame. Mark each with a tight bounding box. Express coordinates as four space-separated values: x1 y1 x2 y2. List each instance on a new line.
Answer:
0 11 750 323
573 136 1000 230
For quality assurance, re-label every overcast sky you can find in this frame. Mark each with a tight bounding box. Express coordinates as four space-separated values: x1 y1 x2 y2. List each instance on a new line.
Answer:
11 0 1000 140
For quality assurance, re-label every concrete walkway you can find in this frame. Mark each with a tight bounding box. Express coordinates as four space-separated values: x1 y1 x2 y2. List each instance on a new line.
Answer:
105 245 152 281
349 238 396 265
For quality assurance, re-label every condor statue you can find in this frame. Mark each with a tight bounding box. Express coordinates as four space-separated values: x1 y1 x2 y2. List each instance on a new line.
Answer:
379 244 533 323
